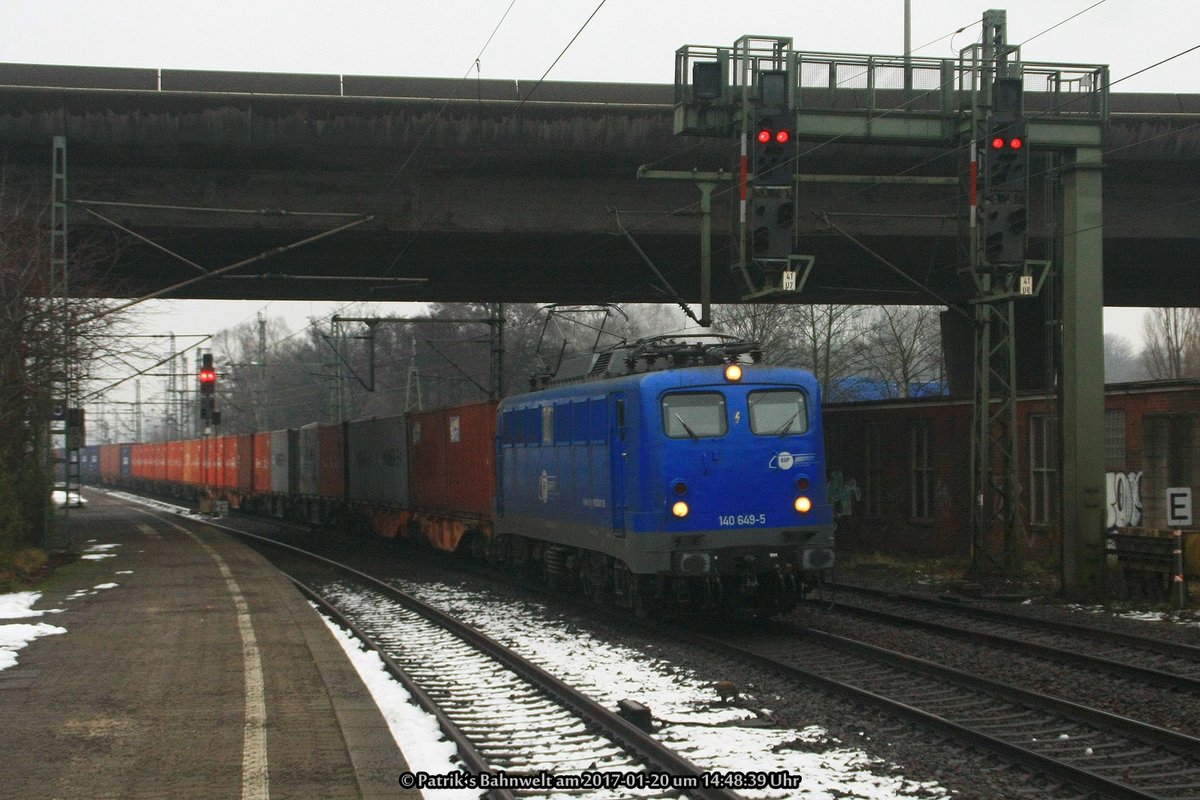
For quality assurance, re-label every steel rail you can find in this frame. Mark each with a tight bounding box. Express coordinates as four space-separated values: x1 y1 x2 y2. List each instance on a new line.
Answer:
822 581 1200 664
289 578 514 800
232 528 747 800
809 590 1200 694
660 620 1200 800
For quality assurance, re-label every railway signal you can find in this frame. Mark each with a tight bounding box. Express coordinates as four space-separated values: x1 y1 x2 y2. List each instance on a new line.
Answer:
751 115 792 186
198 353 220 425
983 120 1028 194
199 353 216 396
749 69 795 266
979 78 1028 268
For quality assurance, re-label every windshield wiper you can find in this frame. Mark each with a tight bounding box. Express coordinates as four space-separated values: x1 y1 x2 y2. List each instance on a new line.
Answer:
674 413 700 440
775 412 800 437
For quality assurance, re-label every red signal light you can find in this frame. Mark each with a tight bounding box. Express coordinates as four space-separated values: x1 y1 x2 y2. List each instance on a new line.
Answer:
1009 137 1024 150
756 129 772 144
199 368 216 384
775 129 790 144
990 136 1005 150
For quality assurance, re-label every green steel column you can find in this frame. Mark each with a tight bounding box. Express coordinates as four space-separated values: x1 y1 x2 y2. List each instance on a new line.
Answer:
1060 146 1105 595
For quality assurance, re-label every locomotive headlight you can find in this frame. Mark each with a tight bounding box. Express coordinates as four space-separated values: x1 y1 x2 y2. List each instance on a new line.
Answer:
724 363 743 382
794 496 812 514
672 501 690 518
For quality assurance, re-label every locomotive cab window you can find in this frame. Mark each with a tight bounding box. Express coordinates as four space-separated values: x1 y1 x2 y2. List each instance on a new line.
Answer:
662 392 727 439
748 390 808 436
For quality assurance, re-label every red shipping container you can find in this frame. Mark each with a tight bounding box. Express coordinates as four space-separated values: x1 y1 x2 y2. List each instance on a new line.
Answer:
167 440 184 484
153 442 168 483
207 437 225 488
99 443 120 483
318 423 346 501
129 444 141 479
233 434 253 492
131 442 151 480
252 432 271 494
216 435 235 490
183 439 200 486
409 401 497 516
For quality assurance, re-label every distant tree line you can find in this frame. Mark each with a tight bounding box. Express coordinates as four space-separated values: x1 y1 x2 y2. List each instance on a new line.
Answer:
1105 308 1200 382
709 303 946 401
135 297 1200 444
184 300 946 436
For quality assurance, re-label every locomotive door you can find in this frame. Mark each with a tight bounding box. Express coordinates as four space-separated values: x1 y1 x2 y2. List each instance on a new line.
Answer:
609 393 627 536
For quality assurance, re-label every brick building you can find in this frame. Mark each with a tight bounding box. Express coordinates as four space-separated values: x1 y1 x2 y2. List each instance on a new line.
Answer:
823 380 1200 561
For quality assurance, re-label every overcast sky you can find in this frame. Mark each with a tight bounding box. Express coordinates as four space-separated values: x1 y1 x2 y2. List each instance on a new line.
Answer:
6 1 1196 91
4 0 1193 410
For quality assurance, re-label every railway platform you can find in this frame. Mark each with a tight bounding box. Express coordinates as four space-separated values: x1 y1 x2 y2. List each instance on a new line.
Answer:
0 490 418 800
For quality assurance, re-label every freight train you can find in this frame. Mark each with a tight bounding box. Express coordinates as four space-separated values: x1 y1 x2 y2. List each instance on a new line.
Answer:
85 335 834 614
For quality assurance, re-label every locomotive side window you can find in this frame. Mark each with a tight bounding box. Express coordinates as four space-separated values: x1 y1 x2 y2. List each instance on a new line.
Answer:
554 402 572 444
662 392 727 439
525 408 539 445
541 405 554 446
748 390 808 436
572 401 589 443
589 398 607 442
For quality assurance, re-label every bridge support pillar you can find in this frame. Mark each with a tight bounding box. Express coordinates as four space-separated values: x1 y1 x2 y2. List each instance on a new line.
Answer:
1060 147 1105 597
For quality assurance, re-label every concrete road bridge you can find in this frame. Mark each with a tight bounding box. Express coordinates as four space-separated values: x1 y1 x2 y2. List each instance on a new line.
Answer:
0 62 1197 308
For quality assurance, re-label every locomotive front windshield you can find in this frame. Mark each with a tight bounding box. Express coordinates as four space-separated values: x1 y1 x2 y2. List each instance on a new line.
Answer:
662 392 727 438
748 390 808 436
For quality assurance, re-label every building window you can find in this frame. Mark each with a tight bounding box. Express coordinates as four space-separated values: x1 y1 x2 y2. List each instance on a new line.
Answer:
1030 414 1058 526
1105 409 1126 470
910 419 934 520
865 423 883 516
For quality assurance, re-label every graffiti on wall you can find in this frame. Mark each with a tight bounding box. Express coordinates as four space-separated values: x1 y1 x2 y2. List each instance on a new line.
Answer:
1106 470 1143 531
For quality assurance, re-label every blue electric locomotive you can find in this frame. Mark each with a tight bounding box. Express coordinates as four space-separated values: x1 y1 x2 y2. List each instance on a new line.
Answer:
494 335 833 614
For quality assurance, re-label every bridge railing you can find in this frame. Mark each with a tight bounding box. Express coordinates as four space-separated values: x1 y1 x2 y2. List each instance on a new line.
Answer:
674 43 1108 138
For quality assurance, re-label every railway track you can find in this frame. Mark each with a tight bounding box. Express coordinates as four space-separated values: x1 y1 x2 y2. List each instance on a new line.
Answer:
811 582 1200 693
669 618 1200 800
120 495 1200 798
239 531 750 800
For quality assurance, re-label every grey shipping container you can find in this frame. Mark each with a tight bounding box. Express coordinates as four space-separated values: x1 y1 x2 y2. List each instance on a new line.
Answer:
346 415 409 506
297 423 320 497
269 429 298 495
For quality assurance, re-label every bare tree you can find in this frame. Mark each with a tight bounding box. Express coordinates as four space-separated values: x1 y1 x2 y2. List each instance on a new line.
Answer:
709 303 799 362
1140 307 1200 380
789 304 869 401
1104 332 1142 383
1 183 134 553
710 302 869 400
858 305 945 398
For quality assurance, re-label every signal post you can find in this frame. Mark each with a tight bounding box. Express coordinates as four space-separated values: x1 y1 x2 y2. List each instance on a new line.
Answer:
198 352 220 515
669 10 1109 594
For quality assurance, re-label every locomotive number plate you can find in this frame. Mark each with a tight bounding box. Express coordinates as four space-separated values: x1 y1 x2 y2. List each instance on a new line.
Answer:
718 514 767 527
